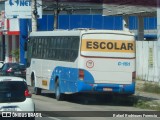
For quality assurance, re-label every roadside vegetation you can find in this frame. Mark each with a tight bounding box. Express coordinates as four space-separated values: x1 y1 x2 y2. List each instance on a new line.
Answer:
133 99 160 111
134 79 160 110
142 82 160 94
136 79 160 94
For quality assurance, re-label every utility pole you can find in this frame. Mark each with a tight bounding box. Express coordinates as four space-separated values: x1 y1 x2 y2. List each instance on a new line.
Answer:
2 34 5 61
32 0 37 32
123 15 129 31
0 10 5 61
54 0 59 30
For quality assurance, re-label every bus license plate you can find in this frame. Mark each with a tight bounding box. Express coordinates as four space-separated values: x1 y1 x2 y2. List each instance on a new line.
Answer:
103 88 112 91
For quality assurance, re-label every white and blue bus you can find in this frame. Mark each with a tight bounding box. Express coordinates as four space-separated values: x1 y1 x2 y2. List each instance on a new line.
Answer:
26 29 136 100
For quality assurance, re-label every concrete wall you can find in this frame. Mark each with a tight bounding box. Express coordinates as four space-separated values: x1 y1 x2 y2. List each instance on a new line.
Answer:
157 0 160 83
136 41 159 82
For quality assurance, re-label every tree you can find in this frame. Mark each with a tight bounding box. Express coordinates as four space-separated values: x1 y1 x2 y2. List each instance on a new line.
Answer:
11 49 19 62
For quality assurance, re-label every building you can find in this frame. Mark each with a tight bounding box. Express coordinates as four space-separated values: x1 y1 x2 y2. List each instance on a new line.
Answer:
0 0 159 82
0 0 20 62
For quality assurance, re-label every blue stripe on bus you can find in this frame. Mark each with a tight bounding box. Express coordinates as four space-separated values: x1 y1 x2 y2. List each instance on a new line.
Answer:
77 81 135 94
49 66 94 93
49 66 135 95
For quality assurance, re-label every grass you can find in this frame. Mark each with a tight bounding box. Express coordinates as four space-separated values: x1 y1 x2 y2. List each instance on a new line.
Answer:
143 82 160 94
134 99 160 111
109 95 160 111
135 80 160 110
136 80 160 94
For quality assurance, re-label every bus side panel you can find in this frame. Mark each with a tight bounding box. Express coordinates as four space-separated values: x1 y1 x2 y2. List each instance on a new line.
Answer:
49 66 135 95
49 66 95 93
49 67 79 93
26 68 31 86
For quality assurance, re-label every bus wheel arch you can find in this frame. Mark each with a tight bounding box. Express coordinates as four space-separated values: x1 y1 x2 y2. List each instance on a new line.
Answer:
55 77 64 101
31 72 41 95
55 76 59 85
31 72 35 86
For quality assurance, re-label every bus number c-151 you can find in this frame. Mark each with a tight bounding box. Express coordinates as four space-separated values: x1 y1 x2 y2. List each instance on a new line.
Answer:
118 62 130 66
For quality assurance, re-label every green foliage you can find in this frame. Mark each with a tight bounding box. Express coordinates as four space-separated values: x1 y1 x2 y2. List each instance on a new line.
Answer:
134 100 160 111
143 82 160 94
11 49 19 62
135 80 160 110
136 80 160 94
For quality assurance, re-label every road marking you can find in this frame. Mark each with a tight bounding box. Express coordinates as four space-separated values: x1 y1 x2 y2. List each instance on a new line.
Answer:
48 117 61 120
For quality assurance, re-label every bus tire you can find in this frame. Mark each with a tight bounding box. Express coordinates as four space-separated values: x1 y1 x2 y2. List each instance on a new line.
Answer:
31 73 35 87
34 87 41 95
31 73 41 95
55 80 63 101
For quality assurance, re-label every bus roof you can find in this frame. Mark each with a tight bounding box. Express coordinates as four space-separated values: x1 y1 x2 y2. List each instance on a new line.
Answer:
29 29 134 37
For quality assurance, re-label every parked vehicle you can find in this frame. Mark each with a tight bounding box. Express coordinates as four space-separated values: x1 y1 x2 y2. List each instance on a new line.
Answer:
0 61 4 68
0 63 26 78
0 76 35 119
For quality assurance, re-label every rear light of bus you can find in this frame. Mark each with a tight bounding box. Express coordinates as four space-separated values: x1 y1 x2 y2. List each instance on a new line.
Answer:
132 71 136 82
25 89 32 98
79 69 84 80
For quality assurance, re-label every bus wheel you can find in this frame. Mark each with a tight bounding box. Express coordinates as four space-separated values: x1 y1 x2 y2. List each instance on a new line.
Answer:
34 87 41 95
31 73 41 95
55 80 63 101
31 73 35 87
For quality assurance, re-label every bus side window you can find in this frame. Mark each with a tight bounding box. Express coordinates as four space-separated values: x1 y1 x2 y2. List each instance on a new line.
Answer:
32 38 36 58
44 37 50 59
70 37 79 62
52 37 58 60
49 37 54 59
61 37 68 61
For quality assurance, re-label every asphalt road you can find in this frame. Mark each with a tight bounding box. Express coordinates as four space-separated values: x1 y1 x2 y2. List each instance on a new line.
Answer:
27 87 160 120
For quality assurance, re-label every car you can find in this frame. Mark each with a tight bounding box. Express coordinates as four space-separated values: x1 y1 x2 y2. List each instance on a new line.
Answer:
0 63 26 78
0 76 35 120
